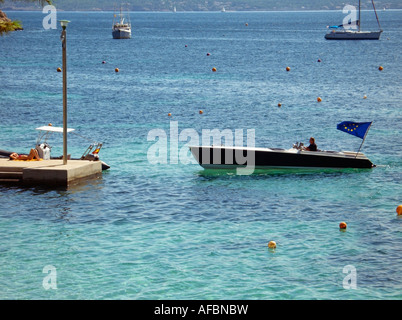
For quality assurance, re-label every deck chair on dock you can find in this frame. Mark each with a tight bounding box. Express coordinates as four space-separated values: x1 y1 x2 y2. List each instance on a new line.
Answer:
80 143 103 161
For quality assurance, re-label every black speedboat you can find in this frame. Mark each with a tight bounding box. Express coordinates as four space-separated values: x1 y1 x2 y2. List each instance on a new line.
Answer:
190 121 375 172
189 144 375 171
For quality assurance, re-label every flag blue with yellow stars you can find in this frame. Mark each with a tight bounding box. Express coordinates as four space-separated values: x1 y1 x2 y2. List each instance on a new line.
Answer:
337 121 373 139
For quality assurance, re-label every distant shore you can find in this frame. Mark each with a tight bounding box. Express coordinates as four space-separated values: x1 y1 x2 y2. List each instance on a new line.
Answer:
3 8 402 12
1 0 401 12
1 3 401 12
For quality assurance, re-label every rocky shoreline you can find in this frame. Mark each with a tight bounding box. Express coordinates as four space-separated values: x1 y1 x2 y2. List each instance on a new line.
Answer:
0 9 10 21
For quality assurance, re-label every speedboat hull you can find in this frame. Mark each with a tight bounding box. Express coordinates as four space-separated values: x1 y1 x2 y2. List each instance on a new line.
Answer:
325 30 382 40
189 146 375 170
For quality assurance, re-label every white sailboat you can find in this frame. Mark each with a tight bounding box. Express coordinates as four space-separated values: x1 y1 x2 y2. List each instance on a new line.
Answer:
112 5 131 39
325 0 382 40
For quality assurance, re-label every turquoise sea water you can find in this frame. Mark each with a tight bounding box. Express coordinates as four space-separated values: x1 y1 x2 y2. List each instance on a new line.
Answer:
0 10 401 300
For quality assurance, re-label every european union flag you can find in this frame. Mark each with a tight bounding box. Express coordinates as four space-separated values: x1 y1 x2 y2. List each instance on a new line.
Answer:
337 121 373 139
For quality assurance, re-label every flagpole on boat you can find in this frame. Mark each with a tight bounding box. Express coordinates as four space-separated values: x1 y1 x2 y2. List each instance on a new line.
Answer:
355 121 373 158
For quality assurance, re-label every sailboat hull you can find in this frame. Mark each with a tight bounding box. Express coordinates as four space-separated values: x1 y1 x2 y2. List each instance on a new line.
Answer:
112 29 131 39
325 30 382 40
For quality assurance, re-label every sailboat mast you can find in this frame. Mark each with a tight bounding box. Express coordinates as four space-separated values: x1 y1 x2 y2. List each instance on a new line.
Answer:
358 0 361 31
371 0 382 30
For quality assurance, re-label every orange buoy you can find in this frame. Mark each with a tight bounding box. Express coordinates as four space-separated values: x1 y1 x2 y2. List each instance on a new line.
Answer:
277 103 282 107
339 222 347 230
396 205 402 216
168 113 172 117
212 67 217 72
115 68 119 73
245 23 248 26
363 95 367 99
286 66 290 72
378 66 383 71
48 123 52 126
317 97 322 102
268 241 276 249
57 67 62 72
199 110 203 114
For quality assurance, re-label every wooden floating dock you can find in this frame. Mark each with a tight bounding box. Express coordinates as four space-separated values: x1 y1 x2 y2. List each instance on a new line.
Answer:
0 159 102 187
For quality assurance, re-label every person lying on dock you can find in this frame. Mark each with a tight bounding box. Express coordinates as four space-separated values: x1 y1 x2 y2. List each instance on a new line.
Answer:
9 149 41 161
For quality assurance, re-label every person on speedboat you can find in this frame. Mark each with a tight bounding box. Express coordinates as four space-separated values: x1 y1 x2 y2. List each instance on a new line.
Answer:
303 137 317 151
